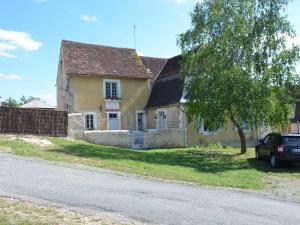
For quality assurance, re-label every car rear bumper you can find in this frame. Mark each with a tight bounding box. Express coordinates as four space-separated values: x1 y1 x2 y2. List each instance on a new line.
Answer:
280 152 300 162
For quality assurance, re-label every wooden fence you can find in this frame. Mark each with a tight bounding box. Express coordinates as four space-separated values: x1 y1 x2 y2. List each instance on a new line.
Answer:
0 107 68 137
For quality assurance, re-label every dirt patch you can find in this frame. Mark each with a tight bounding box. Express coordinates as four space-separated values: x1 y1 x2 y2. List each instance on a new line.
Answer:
0 147 11 153
20 137 54 147
264 176 300 202
3 135 55 147
0 196 149 225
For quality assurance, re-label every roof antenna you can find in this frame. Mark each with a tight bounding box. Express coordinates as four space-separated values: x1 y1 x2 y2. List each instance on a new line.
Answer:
133 24 136 50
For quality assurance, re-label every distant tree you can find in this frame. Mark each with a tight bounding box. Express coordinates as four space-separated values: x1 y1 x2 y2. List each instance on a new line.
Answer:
5 97 19 107
19 96 37 105
178 0 300 154
5 96 40 107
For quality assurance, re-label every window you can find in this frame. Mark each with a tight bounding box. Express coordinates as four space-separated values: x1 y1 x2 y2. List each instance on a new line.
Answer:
198 120 209 135
85 113 96 130
104 80 120 99
198 118 222 135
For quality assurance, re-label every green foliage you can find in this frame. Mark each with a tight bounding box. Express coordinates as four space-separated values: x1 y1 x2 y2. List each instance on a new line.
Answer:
19 96 36 105
178 0 300 152
206 142 223 150
5 96 39 107
5 97 19 107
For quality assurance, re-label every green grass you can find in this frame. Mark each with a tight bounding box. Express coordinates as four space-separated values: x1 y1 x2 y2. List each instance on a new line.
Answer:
1 136 300 190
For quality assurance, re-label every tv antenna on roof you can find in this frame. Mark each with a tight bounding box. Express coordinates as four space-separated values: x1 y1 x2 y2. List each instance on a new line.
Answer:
133 24 136 50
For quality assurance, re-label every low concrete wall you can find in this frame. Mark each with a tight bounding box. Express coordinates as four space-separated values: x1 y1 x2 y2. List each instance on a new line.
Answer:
145 129 185 148
85 130 133 148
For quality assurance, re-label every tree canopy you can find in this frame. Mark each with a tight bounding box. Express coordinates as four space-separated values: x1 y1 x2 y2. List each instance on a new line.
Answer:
178 0 300 153
5 96 38 107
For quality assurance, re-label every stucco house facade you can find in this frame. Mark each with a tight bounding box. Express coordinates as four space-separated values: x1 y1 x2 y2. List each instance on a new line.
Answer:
57 40 257 148
57 40 166 132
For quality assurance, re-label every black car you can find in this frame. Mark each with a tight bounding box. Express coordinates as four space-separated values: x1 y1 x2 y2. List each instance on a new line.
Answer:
255 133 300 168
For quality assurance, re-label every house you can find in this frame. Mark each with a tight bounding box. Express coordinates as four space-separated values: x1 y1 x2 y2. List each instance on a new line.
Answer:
57 40 257 148
20 99 55 110
57 40 166 132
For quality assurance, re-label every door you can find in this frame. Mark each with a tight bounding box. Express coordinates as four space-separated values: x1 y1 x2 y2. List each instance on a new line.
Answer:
137 113 145 131
108 113 119 130
157 111 166 129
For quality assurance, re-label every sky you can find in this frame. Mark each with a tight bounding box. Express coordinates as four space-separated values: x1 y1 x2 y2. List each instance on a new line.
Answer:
0 0 299 106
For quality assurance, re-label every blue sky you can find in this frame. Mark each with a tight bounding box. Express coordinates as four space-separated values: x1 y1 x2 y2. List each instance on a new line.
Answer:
0 0 299 106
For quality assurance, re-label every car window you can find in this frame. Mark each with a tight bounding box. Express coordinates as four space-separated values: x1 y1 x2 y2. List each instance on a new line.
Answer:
283 136 300 145
273 135 281 145
263 135 269 144
267 135 274 145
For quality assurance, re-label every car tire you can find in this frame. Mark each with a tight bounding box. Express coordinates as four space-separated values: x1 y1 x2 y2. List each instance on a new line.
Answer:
255 149 261 160
270 154 280 168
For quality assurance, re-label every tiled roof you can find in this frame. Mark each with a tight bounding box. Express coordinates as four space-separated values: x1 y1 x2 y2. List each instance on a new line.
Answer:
140 56 167 79
20 100 55 109
156 55 183 81
146 55 184 108
61 40 151 79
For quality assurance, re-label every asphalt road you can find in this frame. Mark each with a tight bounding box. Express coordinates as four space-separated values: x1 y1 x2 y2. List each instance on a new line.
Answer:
0 153 300 225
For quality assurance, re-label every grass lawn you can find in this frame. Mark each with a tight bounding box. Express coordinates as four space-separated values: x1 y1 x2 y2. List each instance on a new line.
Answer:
1 135 300 190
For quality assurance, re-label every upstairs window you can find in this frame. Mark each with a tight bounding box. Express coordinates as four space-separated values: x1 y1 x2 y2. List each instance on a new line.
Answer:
104 80 120 99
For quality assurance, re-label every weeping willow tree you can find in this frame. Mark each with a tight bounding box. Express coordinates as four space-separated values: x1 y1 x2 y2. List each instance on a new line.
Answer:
178 0 300 154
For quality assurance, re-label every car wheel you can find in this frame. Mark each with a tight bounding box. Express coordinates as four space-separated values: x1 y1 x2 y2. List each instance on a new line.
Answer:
255 149 261 160
270 154 280 168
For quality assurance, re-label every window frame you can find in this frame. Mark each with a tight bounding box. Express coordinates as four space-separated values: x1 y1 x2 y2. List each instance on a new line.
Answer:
198 119 210 135
84 112 97 130
103 79 121 100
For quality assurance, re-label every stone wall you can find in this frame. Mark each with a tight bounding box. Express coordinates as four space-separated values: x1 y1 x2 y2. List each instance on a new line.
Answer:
85 130 133 148
144 129 185 148
69 113 186 148
68 113 84 139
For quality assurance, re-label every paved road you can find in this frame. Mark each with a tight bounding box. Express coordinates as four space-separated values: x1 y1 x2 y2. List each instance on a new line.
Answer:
0 153 300 225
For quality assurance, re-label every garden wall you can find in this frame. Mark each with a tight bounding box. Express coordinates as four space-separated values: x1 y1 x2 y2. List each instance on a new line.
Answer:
0 106 67 136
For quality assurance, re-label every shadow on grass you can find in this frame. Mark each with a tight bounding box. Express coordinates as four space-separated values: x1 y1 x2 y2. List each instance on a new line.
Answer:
49 141 253 173
247 158 300 175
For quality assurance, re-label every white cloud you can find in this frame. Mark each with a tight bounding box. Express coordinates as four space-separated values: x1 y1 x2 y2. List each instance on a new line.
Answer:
0 52 17 58
0 29 42 58
0 73 22 80
81 15 98 22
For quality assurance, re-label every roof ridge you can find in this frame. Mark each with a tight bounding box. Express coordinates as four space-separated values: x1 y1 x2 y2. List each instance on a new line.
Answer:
140 56 168 60
62 40 136 51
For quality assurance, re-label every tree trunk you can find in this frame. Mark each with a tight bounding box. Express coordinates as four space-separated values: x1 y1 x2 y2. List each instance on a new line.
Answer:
230 115 247 154
237 127 247 154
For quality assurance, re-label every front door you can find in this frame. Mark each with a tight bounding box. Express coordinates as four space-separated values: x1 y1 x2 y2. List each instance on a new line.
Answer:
108 113 119 130
157 111 166 129
137 113 145 131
